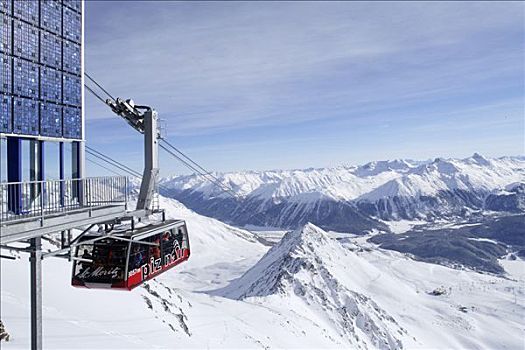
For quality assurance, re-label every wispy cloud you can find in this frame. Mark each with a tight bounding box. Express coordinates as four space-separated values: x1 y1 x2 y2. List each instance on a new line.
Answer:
84 1 524 174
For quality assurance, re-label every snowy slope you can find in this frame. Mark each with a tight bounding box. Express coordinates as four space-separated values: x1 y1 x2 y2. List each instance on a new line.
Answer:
218 223 525 349
1 198 524 349
217 223 407 349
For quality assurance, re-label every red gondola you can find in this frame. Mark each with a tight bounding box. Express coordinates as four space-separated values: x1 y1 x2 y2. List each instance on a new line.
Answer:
71 220 190 290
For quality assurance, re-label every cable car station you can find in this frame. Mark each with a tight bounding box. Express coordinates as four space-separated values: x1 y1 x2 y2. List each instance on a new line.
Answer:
0 1 191 349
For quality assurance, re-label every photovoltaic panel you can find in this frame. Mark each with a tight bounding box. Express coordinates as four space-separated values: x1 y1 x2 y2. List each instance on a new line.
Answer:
63 0 81 13
63 106 81 139
0 94 11 133
0 13 11 54
63 7 81 44
41 66 62 103
13 57 39 98
63 40 80 75
41 0 62 35
13 20 39 61
2 0 83 140
0 0 11 15
63 73 81 106
40 101 62 137
0 55 11 94
40 31 62 69
13 0 39 25
13 96 39 136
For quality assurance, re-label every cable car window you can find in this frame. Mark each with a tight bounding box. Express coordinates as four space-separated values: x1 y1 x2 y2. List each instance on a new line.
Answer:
74 239 128 284
127 234 162 283
160 229 178 265
129 242 147 271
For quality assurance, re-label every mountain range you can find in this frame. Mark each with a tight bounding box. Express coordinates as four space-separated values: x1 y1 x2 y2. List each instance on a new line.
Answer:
160 154 525 232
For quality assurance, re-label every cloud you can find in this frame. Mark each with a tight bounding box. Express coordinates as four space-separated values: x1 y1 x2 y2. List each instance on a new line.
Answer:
83 1 524 173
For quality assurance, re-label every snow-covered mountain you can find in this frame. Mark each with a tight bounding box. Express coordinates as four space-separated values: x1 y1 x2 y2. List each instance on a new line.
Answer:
216 223 406 349
2 197 523 349
160 154 525 232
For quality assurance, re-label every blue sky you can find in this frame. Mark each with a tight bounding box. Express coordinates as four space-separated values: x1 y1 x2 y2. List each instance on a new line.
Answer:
84 1 524 176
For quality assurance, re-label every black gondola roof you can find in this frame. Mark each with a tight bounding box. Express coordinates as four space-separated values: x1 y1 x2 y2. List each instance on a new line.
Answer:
78 219 186 242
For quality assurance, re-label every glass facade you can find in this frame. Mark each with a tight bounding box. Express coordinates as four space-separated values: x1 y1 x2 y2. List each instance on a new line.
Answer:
0 0 82 140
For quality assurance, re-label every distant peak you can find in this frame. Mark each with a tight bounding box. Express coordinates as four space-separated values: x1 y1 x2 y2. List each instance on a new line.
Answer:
470 153 490 166
282 222 329 247
302 222 323 232
301 222 328 238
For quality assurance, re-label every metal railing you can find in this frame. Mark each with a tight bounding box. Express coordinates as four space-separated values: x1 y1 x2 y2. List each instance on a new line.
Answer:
0 176 128 224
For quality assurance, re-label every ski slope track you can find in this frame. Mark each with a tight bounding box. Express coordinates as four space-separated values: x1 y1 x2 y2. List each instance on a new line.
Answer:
1 197 524 349
161 154 525 232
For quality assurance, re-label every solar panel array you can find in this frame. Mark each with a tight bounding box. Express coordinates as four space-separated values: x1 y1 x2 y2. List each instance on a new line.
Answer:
0 0 82 139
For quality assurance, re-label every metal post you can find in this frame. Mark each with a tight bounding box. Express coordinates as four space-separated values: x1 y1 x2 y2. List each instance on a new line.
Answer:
7 137 22 214
29 236 43 350
72 142 83 206
136 109 159 211
59 142 65 206
30 140 44 211
29 140 40 208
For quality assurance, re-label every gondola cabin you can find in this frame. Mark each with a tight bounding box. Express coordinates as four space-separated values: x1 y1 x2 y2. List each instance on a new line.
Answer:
71 220 190 290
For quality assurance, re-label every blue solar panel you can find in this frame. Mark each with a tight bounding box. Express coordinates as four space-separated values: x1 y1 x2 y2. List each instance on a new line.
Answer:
41 66 62 103
40 31 62 69
63 73 81 106
41 0 62 35
63 7 81 44
3 0 82 139
63 41 81 75
0 13 11 54
13 20 39 61
13 58 39 98
0 93 11 133
40 101 62 137
13 96 39 136
63 0 81 13
0 0 12 15
0 55 11 94
63 106 81 139
13 0 38 25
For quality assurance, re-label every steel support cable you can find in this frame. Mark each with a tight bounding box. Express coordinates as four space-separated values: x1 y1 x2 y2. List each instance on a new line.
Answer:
86 156 124 177
86 149 140 177
86 146 142 178
88 145 263 229
158 143 270 229
87 147 187 201
84 72 234 194
83 72 271 233
84 71 238 197
159 139 245 201
84 84 107 105
85 149 141 178
158 143 239 199
85 73 116 101
157 144 272 232
158 144 233 196
85 131 271 243
159 139 232 192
